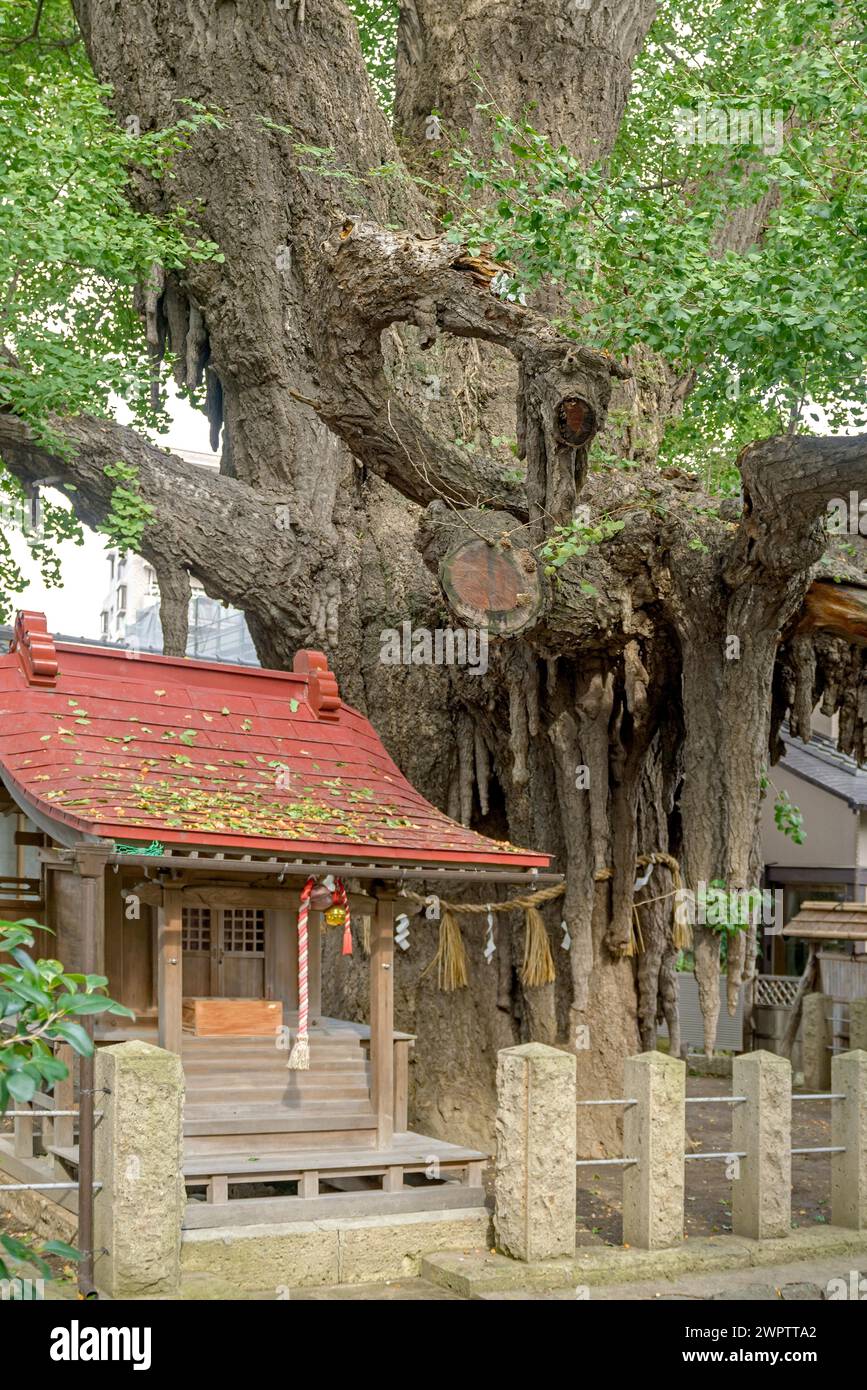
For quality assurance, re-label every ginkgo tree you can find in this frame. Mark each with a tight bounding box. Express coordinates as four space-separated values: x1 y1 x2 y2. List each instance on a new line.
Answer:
0 0 864 1149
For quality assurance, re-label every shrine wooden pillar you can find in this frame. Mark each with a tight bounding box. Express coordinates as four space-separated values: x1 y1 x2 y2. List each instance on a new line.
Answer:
71 845 110 977
71 843 111 1298
157 886 183 1054
370 889 395 1149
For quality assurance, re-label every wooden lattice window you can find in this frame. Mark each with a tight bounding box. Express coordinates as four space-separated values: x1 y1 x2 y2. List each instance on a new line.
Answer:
221 907 265 954
181 907 212 953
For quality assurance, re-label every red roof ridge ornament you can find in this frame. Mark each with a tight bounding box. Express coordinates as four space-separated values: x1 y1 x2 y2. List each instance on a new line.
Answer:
10 610 59 688
292 649 340 721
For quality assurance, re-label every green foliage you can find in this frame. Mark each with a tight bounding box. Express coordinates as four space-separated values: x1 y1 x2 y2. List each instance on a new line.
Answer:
0 0 222 612
772 788 806 845
698 879 758 935
761 771 807 844
540 514 625 580
0 918 134 1111
0 916 133 1284
97 461 156 553
439 0 867 485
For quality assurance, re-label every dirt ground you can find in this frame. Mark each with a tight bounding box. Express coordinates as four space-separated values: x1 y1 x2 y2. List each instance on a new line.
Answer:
575 1072 834 1246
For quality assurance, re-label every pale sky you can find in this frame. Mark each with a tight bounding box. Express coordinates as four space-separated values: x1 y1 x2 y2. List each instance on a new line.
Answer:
9 392 217 639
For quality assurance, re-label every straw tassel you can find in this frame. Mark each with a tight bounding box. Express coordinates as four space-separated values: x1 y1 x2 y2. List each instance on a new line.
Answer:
336 879 352 956
521 905 556 987
422 909 468 992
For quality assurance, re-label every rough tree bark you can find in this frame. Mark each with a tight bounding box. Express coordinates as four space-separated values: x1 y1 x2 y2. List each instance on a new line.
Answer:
2 0 866 1153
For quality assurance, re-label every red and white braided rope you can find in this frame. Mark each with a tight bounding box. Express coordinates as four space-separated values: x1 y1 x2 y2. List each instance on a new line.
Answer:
287 875 315 1070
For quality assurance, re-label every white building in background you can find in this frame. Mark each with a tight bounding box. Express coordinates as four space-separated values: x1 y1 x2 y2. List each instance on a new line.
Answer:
99 449 258 666
99 550 158 643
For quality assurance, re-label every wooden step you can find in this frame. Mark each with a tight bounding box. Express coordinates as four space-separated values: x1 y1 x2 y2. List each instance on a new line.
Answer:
181 1033 363 1051
185 1074 369 1091
184 1078 369 1100
47 1145 79 1171
183 1043 363 1058
183 1127 378 1155
184 1096 374 1118
182 1049 364 1068
182 1109 376 1137
184 1065 369 1083
182 1058 369 1076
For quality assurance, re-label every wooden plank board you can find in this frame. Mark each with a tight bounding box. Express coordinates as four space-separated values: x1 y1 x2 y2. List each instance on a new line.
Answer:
182 997 283 1036
0 1140 79 1216
180 1140 487 1178
185 1162 458 1187
182 1111 376 1136
782 928 867 940
799 902 867 913
184 1128 376 1155
182 1184 489 1229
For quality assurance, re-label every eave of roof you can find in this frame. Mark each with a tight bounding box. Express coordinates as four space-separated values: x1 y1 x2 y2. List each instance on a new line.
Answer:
0 620 551 873
779 730 867 811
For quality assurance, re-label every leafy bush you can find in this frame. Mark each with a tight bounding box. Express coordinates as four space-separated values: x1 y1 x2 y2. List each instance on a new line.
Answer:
0 917 133 1284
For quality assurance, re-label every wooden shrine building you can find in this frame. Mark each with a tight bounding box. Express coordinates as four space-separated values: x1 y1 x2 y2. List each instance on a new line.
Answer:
0 611 555 1224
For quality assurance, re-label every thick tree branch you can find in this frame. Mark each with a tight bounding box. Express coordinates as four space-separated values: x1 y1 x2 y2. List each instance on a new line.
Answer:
0 410 327 661
728 432 867 587
311 218 628 521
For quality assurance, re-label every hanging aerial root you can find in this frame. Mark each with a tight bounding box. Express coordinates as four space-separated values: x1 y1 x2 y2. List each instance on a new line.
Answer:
421 909 469 991
522 905 556 986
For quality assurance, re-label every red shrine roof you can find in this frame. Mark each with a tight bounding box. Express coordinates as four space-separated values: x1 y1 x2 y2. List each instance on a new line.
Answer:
0 611 550 870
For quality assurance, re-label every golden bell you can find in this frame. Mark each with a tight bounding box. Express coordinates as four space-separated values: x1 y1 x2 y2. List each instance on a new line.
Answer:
324 905 346 927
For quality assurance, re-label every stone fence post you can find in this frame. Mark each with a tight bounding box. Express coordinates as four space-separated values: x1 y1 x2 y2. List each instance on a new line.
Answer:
622 1051 685 1250
831 1049 867 1231
494 1043 576 1261
849 1000 867 1053
802 993 832 1091
94 1040 185 1297
732 1050 791 1240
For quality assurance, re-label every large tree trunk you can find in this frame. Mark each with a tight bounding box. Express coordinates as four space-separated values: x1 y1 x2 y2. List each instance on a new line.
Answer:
3 0 865 1154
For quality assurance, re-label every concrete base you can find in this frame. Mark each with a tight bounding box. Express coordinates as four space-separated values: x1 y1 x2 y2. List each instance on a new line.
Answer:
180 1207 492 1290
420 1226 867 1297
